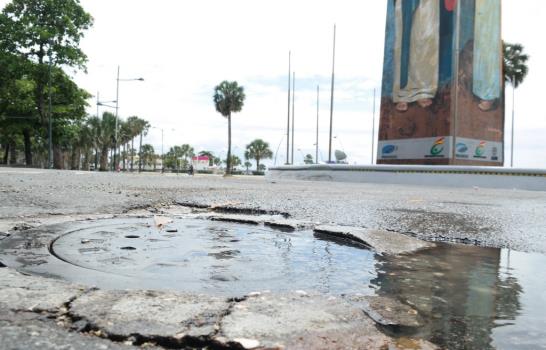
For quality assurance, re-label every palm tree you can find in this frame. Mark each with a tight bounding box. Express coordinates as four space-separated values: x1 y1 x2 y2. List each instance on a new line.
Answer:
180 144 194 169
244 161 252 174
503 42 529 88
213 81 246 176
245 139 273 172
140 144 155 169
136 118 150 172
224 155 241 173
87 116 101 170
126 116 143 171
97 112 116 171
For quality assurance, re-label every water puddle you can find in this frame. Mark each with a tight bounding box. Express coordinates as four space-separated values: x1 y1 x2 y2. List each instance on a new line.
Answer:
48 218 546 349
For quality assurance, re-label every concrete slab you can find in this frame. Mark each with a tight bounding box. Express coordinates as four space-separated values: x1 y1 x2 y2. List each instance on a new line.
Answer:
0 268 85 313
217 291 436 349
314 225 435 255
69 289 230 340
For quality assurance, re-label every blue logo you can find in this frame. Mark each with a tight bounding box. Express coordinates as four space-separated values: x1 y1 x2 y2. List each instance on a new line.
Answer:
456 143 468 154
382 145 397 155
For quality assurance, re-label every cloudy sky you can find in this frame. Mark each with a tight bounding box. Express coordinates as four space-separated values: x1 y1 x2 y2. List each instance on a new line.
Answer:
3 0 544 168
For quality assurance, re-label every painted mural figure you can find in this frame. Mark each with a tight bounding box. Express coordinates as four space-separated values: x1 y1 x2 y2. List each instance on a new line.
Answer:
473 0 501 111
393 0 444 112
391 0 501 112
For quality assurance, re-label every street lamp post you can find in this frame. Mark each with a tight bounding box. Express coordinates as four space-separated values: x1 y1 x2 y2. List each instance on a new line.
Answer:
112 65 144 172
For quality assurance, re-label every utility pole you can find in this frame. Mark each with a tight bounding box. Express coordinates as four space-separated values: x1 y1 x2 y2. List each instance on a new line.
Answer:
371 88 376 165
328 24 336 164
510 75 516 167
316 85 319 164
47 47 53 169
114 66 120 171
291 72 295 165
286 51 291 165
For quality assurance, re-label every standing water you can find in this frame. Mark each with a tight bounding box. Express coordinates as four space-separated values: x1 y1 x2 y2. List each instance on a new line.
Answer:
22 218 546 348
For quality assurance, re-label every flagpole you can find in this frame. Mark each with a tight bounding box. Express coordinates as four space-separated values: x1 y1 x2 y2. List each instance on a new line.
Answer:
328 24 336 163
286 51 291 165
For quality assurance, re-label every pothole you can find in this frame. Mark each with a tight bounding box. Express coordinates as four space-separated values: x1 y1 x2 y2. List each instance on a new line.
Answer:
49 217 378 296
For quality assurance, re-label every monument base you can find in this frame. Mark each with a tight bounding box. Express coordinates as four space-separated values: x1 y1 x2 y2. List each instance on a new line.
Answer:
267 165 546 192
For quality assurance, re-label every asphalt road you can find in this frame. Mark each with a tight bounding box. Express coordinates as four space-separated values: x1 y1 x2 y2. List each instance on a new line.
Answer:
1 167 546 253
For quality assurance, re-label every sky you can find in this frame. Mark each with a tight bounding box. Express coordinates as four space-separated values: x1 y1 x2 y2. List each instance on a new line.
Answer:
2 0 544 168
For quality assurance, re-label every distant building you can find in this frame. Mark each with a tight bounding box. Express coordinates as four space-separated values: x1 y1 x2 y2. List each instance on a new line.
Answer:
192 156 210 171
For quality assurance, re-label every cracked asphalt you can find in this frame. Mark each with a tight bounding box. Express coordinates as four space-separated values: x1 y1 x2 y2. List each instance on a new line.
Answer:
1 168 545 253
1 167 546 349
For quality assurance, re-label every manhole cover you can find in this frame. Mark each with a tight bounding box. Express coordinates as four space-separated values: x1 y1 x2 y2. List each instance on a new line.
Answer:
49 217 377 295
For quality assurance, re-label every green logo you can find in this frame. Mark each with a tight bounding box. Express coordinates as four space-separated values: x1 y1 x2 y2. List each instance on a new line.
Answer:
430 138 445 156
475 141 487 157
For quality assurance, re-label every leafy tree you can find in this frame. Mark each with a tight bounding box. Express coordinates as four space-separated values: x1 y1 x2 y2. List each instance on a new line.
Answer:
304 154 314 164
0 0 93 120
0 0 93 165
245 139 273 172
503 42 529 88
258 163 266 172
213 81 245 176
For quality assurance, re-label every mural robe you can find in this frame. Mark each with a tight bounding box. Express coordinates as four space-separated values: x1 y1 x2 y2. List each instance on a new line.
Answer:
473 0 501 102
393 0 440 103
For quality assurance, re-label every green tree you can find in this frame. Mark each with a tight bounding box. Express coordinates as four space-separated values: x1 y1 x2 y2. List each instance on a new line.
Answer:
97 112 116 171
304 154 314 164
244 161 252 173
0 0 93 165
224 155 241 173
245 139 273 172
140 144 155 169
0 0 93 119
503 42 529 88
213 81 245 176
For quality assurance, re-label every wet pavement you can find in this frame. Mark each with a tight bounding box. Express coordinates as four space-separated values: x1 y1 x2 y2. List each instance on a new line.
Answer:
1 167 546 349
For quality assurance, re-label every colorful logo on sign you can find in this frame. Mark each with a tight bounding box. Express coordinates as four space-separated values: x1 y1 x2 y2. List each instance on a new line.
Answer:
456 143 468 154
382 145 397 155
475 141 487 157
430 137 445 156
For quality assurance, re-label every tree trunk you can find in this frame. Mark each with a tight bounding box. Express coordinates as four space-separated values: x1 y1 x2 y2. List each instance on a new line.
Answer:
94 148 99 170
53 145 63 169
2 144 8 164
122 143 127 171
138 132 143 172
226 114 232 175
23 128 33 166
70 147 79 170
82 149 90 171
131 138 135 172
9 140 17 165
256 157 260 172
100 146 109 171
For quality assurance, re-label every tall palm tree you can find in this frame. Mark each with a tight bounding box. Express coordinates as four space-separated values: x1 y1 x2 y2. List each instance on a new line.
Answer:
503 42 529 88
213 81 245 176
245 139 273 172
126 116 140 171
136 118 150 172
